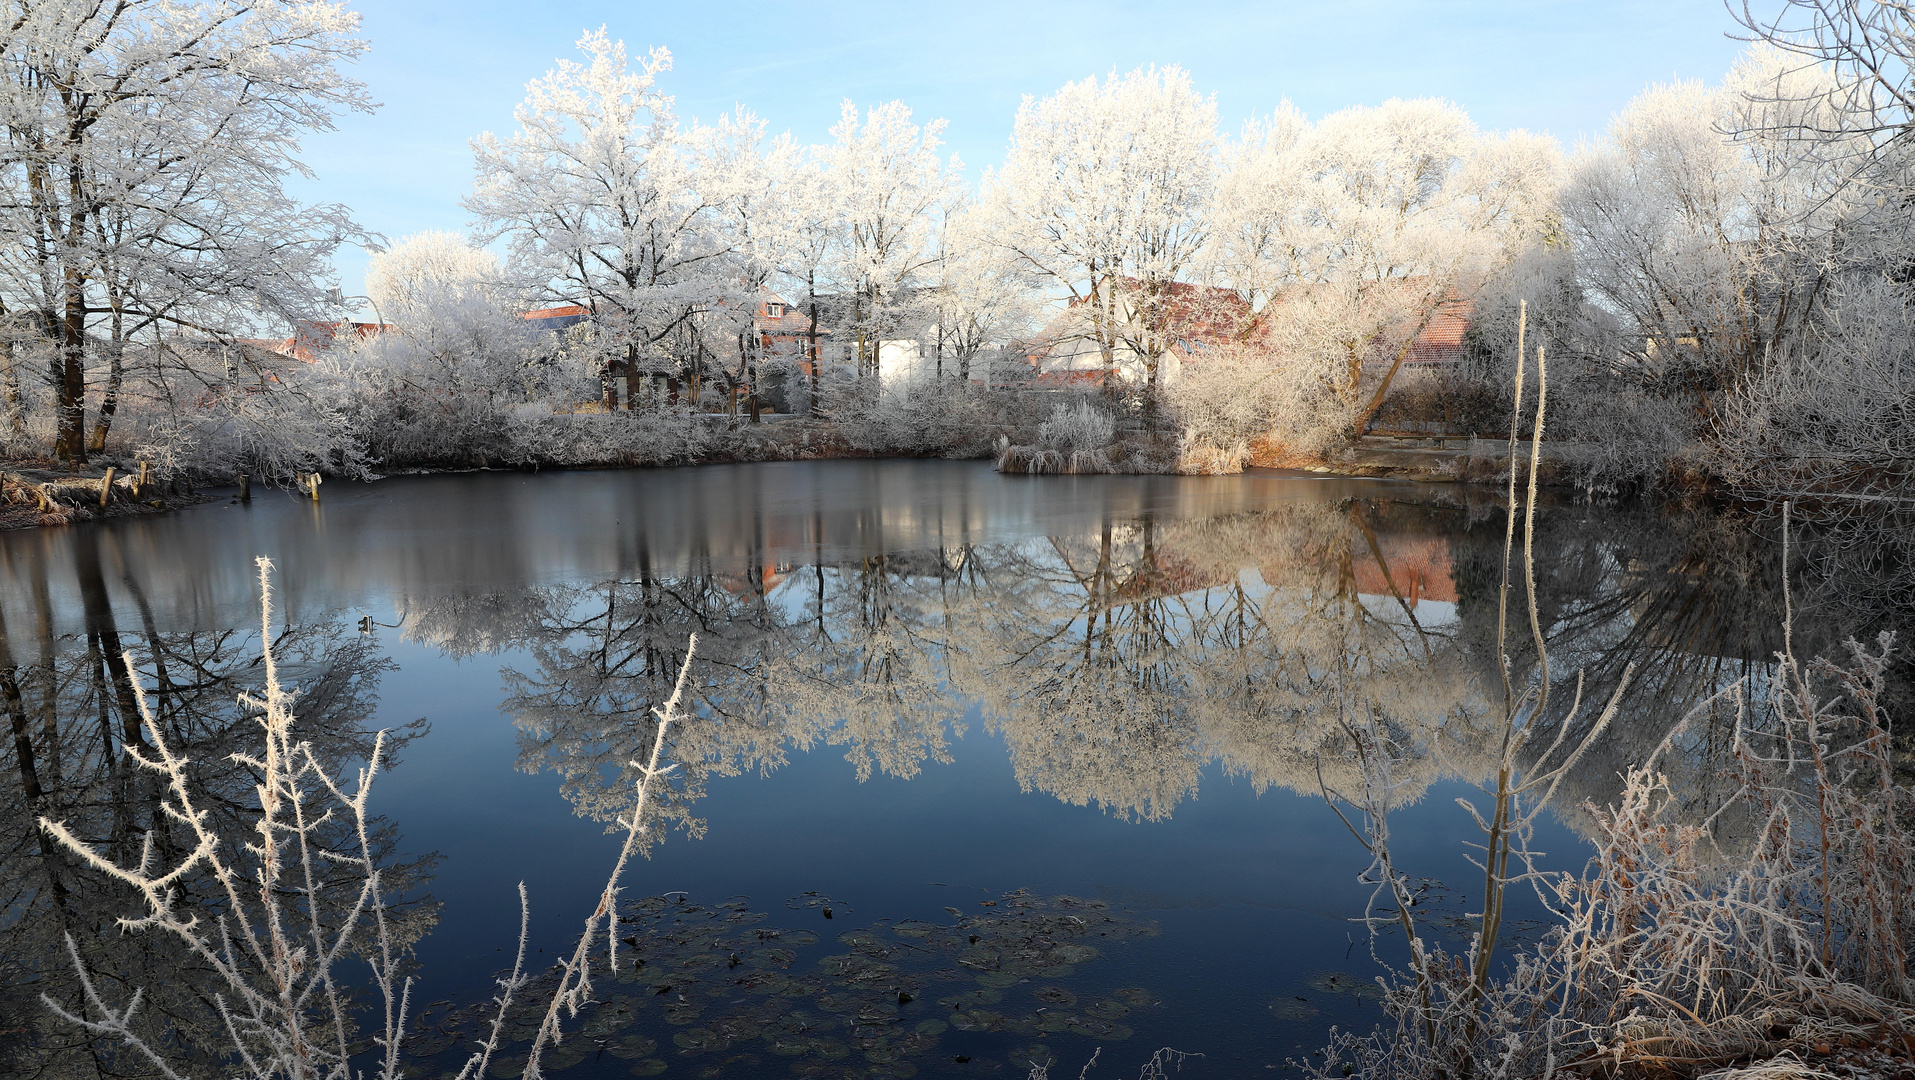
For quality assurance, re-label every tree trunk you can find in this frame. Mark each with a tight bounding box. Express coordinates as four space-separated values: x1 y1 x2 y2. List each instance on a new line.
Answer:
0 304 23 436
55 158 90 464
807 279 821 419
87 323 123 453
56 270 87 463
600 360 620 412
854 291 867 379
77 534 148 756
1349 304 1441 439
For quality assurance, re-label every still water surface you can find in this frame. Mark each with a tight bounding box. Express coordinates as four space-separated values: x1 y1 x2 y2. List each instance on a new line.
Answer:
2 460 1869 1078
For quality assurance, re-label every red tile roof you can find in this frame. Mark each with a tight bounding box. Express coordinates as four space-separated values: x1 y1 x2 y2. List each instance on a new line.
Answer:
252 321 392 362
1401 295 1472 365
754 292 828 337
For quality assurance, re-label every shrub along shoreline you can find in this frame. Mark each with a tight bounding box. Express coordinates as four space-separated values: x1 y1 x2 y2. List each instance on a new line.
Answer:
0 414 1626 532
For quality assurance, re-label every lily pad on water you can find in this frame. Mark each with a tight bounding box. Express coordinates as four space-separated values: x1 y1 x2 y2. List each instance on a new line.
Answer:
610 1034 660 1059
417 890 1158 1078
737 971 793 995
949 1008 1006 1032
710 1016 765 1041
1048 944 1099 964
1307 969 1385 1002
1065 1017 1132 1039
939 988 1003 1008
1032 1011 1075 1033
1269 998 1322 1021
671 1027 724 1052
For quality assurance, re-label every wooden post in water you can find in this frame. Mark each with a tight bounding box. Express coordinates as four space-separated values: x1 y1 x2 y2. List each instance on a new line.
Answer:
98 467 115 508
135 460 148 497
238 472 251 502
303 471 322 502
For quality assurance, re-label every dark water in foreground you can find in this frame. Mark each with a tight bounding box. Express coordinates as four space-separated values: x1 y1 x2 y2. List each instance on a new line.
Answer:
2 461 1898 1079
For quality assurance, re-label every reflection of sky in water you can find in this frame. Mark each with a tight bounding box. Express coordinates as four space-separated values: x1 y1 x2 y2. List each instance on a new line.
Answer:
5 459 1863 1077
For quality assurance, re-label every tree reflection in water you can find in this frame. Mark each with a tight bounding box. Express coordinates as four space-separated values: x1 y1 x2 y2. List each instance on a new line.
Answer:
424 486 1903 844
3 464 1906 1077
0 530 430 1078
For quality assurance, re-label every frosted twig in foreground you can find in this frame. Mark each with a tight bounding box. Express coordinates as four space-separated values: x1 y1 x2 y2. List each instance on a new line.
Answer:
39 557 408 1080
514 635 698 1080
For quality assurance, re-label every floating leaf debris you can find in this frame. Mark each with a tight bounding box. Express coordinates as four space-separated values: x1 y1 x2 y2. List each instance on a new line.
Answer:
414 890 1158 1078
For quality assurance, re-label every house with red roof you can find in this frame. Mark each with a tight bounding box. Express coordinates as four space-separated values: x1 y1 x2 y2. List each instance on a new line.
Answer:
1030 278 1252 387
1029 276 1474 387
750 292 829 374
246 320 394 362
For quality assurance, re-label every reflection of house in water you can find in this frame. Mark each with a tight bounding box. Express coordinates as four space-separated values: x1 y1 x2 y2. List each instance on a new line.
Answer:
1104 553 1232 606
1047 519 1459 613
715 563 794 598
1346 534 1457 607
1049 524 1236 607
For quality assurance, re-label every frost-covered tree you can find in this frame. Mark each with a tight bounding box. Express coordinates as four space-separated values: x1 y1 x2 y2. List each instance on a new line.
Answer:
1559 49 1855 407
985 66 1217 397
0 0 370 463
822 100 960 378
468 29 740 413
769 148 838 414
333 231 542 466
365 230 505 329
699 109 792 409
922 201 1042 384
1735 0 1915 150
1205 98 1559 449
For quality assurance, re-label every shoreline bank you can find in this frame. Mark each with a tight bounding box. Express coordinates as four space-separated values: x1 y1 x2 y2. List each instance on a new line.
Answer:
0 426 1594 532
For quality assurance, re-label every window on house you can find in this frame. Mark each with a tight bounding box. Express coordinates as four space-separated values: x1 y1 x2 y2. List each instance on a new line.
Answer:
766 303 784 318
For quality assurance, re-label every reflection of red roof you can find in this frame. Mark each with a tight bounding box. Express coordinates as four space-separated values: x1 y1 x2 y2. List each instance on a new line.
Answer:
1349 534 1457 604
716 564 791 598
1107 553 1232 606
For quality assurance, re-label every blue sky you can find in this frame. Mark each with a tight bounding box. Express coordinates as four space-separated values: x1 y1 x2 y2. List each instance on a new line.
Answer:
297 0 1754 306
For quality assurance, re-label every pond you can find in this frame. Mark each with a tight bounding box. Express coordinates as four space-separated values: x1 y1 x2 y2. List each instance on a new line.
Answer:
2 460 1897 1079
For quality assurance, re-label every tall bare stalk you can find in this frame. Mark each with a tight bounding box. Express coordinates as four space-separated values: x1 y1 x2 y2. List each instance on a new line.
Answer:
1317 309 1635 1080
1310 367 1915 1080
39 558 700 1080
